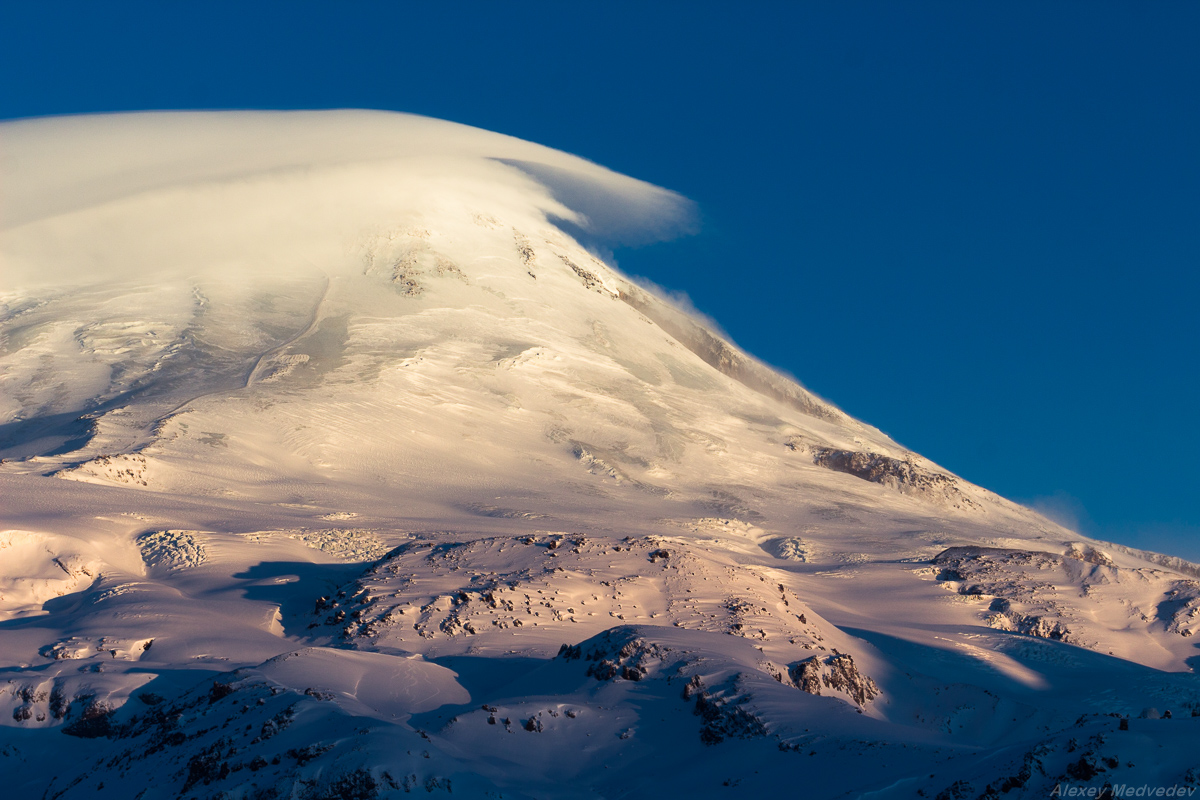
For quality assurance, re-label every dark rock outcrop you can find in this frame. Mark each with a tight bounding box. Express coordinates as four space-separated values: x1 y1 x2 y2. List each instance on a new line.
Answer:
808 447 978 509
788 653 879 707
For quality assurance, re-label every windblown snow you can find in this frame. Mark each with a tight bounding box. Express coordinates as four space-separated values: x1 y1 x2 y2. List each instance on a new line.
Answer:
0 111 1196 799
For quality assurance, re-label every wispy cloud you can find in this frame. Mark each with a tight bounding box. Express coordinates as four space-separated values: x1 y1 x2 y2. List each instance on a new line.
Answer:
1024 490 1093 534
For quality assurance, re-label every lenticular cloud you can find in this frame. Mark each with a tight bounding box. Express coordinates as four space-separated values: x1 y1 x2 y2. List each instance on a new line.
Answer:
0 110 692 289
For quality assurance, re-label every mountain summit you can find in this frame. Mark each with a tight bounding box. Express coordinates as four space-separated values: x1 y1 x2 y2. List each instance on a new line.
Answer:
1 111 1197 799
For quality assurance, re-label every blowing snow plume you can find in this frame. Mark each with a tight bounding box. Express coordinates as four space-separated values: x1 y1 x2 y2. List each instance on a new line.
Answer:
1 111 1199 800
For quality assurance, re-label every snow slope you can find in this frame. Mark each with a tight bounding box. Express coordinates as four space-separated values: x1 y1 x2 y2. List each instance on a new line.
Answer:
0 111 1197 799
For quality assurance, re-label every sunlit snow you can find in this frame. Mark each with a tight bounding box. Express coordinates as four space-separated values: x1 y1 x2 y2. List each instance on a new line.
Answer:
0 111 1197 799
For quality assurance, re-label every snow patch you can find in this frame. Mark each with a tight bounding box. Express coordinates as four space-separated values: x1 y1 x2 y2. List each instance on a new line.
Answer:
0 530 103 619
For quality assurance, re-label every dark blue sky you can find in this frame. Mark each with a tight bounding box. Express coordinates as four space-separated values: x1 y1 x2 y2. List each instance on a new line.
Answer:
3 2 1198 558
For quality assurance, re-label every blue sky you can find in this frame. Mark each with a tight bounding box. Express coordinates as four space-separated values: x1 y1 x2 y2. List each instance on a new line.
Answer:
3 2 1198 559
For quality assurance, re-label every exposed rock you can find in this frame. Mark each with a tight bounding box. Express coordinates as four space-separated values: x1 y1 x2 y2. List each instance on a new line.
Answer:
587 659 619 681
1065 543 1116 567
309 533 826 650
821 654 880 706
182 739 232 791
286 743 333 765
773 537 811 562
809 448 978 508
986 610 1074 642
513 230 535 267
307 768 381 800
788 653 879 707
933 546 1060 604
788 657 823 696
557 254 609 293
209 680 237 703
62 698 116 738
1157 581 1200 637
691 682 769 745
933 546 1103 645
577 630 667 682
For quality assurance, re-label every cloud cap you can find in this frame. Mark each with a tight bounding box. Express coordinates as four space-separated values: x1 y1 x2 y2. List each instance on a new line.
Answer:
0 110 694 289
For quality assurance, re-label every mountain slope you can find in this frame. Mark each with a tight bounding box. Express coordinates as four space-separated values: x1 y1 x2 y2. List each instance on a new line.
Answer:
1 111 1197 799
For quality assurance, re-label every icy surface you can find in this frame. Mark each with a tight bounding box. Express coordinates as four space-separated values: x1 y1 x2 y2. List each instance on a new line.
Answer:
1 111 1198 799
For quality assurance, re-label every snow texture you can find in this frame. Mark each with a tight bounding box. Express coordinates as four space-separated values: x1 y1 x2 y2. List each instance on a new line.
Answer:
0 111 1198 799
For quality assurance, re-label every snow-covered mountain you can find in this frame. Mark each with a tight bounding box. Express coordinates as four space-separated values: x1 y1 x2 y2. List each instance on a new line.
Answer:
1 111 1197 799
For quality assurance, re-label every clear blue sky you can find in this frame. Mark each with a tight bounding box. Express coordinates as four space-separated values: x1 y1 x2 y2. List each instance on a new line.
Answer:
3 2 1198 559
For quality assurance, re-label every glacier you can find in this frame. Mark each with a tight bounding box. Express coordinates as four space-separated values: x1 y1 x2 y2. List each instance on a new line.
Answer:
0 111 1197 799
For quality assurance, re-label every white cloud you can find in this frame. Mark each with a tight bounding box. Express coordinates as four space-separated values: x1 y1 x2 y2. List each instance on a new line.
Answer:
0 110 692 291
